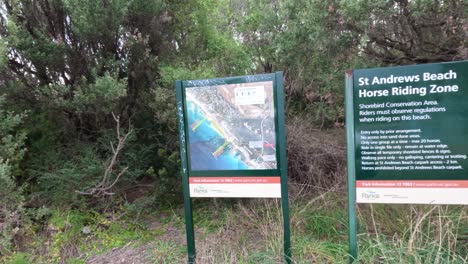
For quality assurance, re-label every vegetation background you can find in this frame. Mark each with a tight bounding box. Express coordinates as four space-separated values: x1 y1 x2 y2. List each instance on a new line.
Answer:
0 0 466 263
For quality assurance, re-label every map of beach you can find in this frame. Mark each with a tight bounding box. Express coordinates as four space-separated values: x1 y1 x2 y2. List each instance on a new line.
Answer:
185 81 277 170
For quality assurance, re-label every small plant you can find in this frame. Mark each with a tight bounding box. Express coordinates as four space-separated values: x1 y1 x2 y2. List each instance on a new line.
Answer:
151 240 185 264
3 252 32 264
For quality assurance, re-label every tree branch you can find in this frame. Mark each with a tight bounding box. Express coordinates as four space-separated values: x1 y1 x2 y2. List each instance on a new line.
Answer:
76 113 133 198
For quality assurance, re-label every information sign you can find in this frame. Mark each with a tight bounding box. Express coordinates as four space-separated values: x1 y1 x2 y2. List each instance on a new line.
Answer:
345 60 468 263
350 61 468 204
176 72 291 263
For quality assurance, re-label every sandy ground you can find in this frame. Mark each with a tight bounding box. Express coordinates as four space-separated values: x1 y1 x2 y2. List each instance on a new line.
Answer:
86 243 150 264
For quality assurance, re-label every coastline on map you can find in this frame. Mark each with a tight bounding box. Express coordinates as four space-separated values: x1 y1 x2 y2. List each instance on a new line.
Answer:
186 100 249 170
185 82 277 170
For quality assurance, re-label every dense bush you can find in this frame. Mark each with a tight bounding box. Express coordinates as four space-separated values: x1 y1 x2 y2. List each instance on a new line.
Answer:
29 143 103 206
0 96 27 254
286 115 347 198
0 0 466 258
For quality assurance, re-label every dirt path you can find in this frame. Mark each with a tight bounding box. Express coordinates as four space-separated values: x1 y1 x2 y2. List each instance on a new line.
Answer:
85 243 150 264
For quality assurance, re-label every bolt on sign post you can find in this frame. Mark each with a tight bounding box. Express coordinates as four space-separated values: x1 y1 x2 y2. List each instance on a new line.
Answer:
345 60 468 262
176 72 291 264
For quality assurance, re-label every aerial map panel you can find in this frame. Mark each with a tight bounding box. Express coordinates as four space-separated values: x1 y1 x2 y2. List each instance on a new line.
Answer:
185 81 277 170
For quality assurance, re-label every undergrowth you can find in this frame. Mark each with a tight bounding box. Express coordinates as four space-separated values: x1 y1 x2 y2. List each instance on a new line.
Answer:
1 128 466 263
183 194 466 264
1 192 466 263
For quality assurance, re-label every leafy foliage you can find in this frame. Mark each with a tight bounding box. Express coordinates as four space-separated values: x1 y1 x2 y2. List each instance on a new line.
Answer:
340 0 467 64
0 0 466 260
30 143 103 206
0 96 27 254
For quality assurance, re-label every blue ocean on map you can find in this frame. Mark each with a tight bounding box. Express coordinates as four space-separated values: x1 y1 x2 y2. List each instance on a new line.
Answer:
186 101 248 170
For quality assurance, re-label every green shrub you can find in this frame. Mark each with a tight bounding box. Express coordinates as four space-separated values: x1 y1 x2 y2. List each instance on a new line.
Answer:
0 95 28 255
3 252 32 264
30 143 103 207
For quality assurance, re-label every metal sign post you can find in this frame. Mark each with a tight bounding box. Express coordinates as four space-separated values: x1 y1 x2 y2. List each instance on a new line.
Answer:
176 72 291 263
345 70 358 262
176 81 196 262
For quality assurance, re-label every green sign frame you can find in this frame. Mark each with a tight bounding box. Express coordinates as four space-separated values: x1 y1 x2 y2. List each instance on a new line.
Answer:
176 72 291 263
345 60 468 262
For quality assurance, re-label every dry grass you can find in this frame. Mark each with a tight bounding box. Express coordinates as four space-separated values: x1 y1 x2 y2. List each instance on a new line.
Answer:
194 200 284 263
357 203 467 263
286 115 347 199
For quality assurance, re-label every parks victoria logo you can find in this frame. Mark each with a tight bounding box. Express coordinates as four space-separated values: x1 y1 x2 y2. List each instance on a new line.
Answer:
362 190 380 200
194 186 208 194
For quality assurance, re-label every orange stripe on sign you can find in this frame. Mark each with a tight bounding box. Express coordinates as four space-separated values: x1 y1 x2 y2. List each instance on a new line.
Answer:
356 180 468 188
189 177 280 184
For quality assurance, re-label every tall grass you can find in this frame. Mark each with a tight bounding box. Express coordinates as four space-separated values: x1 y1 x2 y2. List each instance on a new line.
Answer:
167 124 467 263
357 204 467 264
4 124 466 263
186 194 466 264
